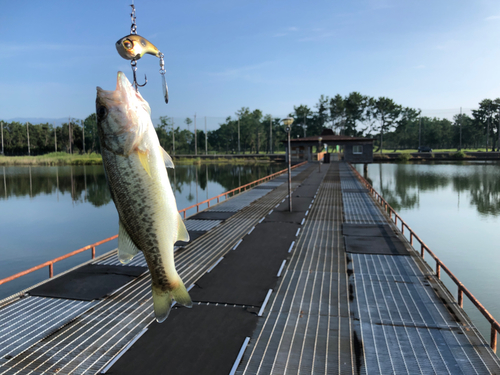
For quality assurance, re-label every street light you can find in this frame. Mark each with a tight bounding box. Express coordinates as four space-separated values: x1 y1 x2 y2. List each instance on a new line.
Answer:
318 136 323 172
282 117 294 212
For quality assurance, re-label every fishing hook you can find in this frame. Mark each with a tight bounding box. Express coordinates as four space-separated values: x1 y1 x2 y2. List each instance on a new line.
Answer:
131 60 147 91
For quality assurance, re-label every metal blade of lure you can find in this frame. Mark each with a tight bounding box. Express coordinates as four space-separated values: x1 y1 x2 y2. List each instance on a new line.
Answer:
159 53 168 104
162 74 169 104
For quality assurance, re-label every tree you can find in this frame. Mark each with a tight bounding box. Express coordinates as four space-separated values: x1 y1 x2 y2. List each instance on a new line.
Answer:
369 97 402 153
472 99 500 151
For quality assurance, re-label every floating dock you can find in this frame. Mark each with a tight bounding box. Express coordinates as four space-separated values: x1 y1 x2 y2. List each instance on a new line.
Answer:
0 162 499 374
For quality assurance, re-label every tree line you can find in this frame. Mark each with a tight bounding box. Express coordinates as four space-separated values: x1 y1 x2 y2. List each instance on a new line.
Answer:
2 95 500 155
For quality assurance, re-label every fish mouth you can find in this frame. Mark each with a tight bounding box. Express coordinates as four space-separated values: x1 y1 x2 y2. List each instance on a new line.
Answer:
96 71 135 104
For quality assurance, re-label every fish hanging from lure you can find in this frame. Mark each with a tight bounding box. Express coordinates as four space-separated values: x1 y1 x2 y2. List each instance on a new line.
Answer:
115 4 169 103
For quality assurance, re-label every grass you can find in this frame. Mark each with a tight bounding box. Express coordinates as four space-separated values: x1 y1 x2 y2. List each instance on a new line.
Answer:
376 148 496 153
0 152 103 166
174 156 275 165
0 153 279 166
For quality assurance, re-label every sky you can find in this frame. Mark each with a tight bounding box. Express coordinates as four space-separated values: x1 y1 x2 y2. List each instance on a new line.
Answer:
2 0 500 129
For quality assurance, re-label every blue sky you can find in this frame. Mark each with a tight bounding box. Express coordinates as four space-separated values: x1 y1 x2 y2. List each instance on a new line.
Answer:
2 0 500 129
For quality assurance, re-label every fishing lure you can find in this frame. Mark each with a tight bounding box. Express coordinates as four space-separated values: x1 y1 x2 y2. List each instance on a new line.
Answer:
115 4 169 103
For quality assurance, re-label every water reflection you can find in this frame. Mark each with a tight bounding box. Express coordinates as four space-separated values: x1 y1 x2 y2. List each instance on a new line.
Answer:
0 162 285 299
0 163 285 208
365 162 500 215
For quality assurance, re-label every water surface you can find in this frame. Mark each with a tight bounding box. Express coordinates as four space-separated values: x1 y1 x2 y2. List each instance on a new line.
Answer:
0 163 285 298
355 161 500 340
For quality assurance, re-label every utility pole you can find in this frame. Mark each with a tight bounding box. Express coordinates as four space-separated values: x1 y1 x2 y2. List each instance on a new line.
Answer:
26 123 31 155
419 117 421 149
459 107 462 151
0 121 4 155
238 116 240 154
205 116 207 155
194 113 197 156
487 104 490 152
304 115 307 138
82 120 85 154
54 122 57 152
69 117 73 154
269 116 272 154
172 119 175 155
498 107 500 152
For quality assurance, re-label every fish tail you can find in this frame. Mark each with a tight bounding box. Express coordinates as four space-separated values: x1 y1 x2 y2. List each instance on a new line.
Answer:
152 280 193 323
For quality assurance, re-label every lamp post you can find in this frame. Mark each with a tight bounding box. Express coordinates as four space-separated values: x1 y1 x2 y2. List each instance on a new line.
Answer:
283 117 294 212
318 136 322 172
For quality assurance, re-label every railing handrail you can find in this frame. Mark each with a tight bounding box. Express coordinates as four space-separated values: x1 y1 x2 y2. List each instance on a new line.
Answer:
178 161 308 218
0 234 118 287
0 161 308 288
349 163 500 353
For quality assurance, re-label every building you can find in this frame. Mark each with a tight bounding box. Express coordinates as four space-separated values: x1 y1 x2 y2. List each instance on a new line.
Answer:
283 130 374 163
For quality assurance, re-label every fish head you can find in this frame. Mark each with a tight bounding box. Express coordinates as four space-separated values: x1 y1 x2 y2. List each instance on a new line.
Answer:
115 35 160 60
96 71 151 155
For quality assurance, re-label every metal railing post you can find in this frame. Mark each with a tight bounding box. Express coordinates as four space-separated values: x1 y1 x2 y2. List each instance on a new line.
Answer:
491 326 497 353
458 288 464 308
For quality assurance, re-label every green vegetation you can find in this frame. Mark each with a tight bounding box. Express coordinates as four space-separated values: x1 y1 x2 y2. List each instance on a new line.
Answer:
396 153 411 162
2 94 500 159
0 152 102 166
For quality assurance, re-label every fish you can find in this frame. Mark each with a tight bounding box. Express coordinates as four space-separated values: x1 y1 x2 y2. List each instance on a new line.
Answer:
95 71 192 322
116 34 160 60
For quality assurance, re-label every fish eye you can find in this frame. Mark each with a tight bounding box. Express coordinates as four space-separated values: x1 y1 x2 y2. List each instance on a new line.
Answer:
96 106 108 119
123 39 133 49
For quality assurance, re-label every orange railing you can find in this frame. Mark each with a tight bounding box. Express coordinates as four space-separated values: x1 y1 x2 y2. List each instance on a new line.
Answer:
178 161 308 219
0 235 118 287
0 161 308 288
350 163 500 353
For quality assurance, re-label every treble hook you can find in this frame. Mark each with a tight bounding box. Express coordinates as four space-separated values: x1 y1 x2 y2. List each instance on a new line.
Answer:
131 60 147 91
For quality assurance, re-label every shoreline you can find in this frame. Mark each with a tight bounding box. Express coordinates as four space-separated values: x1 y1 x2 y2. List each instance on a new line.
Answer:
0 153 286 166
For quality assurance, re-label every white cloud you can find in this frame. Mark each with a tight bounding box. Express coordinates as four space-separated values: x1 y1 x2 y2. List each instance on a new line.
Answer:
485 15 500 21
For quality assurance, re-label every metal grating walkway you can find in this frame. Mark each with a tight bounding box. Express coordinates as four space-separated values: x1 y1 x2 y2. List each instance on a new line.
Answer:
236 162 500 375
237 163 354 374
0 165 312 374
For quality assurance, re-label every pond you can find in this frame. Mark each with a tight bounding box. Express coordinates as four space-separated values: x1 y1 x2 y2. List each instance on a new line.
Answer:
355 161 500 341
0 162 285 299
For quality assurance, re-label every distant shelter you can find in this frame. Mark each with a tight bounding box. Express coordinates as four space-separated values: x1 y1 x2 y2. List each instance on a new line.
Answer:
283 130 374 163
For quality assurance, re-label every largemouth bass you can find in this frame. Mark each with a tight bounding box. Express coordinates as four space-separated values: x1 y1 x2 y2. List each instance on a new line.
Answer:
96 71 192 322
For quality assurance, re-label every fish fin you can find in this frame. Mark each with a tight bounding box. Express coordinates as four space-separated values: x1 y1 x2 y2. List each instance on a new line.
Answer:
177 213 190 242
152 280 193 323
171 279 193 308
118 220 140 264
160 147 175 169
137 150 152 177
152 287 173 323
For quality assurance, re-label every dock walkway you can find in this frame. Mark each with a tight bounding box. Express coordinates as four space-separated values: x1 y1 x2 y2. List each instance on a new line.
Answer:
0 162 499 374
